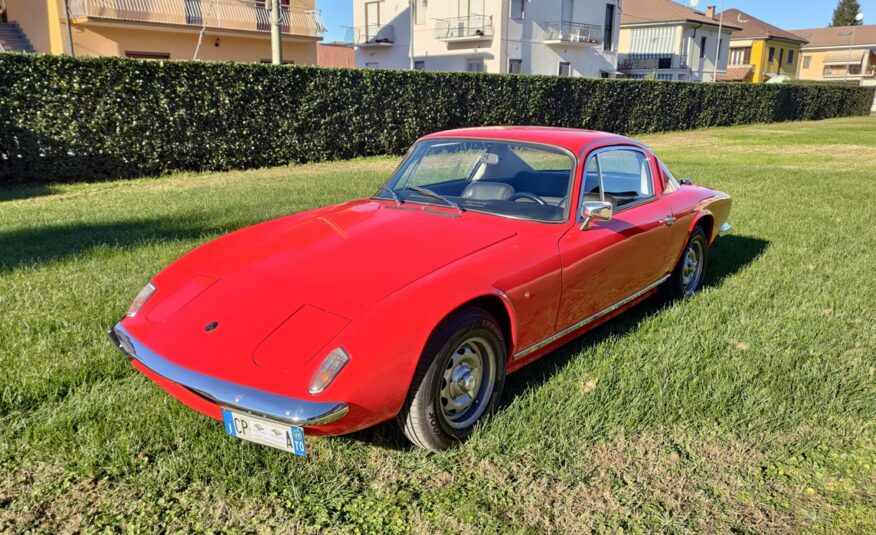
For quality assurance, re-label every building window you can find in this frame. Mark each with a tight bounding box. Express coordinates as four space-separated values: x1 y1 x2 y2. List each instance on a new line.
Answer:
700 36 707 58
768 47 775 63
658 57 672 69
509 58 523 74
366 62 379 68
850 64 862 75
657 74 673 81
126 52 171 60
558 62 571 77
788 50 795 65
467 58 485 73
803 55 811 69
414 0 426 25
729 47 752 65
603 4 615 51
414 60 425 70
511 0 525 19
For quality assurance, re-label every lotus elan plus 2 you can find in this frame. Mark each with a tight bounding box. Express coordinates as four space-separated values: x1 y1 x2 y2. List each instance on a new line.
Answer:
109 127 732 453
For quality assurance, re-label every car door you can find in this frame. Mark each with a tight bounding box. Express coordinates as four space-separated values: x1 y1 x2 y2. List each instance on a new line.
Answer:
556 146 675 331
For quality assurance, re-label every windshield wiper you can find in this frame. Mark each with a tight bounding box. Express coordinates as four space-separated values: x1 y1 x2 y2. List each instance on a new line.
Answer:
376 184 402 205
404 185 463 214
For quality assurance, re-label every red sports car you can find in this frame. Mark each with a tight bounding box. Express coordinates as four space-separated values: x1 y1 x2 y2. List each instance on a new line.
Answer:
110 127 731 453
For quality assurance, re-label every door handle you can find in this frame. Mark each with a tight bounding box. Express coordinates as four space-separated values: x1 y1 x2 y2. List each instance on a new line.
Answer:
659 216 676 226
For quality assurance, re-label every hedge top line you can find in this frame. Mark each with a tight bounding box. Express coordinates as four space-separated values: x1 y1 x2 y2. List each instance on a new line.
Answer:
1 53 873 183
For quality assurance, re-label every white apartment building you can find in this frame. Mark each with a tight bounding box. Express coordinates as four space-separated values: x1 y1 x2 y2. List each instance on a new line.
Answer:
349 0 621 78
618 0 738 81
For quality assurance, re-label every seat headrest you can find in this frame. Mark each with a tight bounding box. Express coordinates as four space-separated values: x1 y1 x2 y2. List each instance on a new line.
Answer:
460 182 515 201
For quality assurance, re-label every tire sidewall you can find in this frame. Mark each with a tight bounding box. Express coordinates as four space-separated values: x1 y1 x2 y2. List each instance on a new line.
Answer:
422 314 506 445
675 227 708 297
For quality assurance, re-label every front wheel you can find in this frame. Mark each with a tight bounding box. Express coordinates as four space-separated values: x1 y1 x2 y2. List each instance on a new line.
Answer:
397 308 506 451
666 226 709 299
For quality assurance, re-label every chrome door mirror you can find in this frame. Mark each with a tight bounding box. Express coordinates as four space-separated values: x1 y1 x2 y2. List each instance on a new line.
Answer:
679 178 693 186
580 201 613 230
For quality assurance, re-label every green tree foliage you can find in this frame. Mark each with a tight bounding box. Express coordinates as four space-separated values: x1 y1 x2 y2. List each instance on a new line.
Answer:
1 54 874 183
831 0 863 26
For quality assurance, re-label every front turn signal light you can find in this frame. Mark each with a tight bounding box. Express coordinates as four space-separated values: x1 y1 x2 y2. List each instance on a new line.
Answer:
308 348 350 395
126 282 156 317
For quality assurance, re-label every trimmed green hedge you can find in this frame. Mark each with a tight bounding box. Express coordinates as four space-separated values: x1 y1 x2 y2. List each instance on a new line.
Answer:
2 53 874 183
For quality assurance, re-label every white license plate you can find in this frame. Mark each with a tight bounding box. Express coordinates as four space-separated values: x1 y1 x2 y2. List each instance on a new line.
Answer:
221 408 306 456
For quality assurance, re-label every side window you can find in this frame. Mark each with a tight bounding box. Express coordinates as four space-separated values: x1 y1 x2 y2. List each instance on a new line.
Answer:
597 149 653 206
660 162 680 193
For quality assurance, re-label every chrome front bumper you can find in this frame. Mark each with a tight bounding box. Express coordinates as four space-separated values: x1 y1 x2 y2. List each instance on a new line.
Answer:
109 323 349 426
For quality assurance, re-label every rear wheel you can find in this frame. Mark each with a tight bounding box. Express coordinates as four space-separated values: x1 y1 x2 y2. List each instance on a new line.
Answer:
397 308 506 451
667 226 709 299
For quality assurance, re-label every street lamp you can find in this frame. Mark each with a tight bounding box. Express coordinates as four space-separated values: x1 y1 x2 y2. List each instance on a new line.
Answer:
847 12 864 80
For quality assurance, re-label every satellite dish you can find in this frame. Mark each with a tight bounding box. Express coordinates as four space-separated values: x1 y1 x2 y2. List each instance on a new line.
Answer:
690 0 699 7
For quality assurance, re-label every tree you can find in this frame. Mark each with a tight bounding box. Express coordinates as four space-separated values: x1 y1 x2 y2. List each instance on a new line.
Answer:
831 0 862 26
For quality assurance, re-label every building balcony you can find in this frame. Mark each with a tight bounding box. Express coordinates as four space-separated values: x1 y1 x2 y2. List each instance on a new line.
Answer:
434 15 493 42
67 0 326 41
346 24 394 47
544 21 601 47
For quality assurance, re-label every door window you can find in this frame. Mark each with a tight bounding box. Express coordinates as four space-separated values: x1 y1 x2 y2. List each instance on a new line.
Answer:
583 148 654 213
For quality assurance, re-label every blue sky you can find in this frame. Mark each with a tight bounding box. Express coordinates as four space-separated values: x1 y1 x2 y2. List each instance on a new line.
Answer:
316 0 875 43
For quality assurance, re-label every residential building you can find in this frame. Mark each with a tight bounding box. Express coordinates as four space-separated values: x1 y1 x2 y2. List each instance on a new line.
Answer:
0 0 325 63
618 0 739 81
349 0 621 77
792 24 876 82
718 9 807 83
318 42 354 67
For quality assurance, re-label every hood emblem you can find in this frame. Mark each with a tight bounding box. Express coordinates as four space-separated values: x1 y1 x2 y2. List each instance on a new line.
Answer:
204 321 219 332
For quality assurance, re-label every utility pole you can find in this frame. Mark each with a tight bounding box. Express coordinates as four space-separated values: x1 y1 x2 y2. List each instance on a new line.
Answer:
846 13 865 80
64 0 75 57
711 0 724 82
409 0 415 69
270 0 283 65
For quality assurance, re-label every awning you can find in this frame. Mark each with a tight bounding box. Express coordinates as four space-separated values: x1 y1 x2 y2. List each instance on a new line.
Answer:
823 50 866 65
718 65 754 82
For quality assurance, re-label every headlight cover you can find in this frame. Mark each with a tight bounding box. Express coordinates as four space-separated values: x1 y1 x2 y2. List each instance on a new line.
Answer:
126 282 157 317
308 348 350 395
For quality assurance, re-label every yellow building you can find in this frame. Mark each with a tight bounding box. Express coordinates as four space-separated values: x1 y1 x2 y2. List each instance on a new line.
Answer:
0 0 324 63
718 9 807 83
792 24 876 82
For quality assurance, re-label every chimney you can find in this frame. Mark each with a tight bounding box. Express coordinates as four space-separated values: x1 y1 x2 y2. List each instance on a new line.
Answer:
706 6 716 18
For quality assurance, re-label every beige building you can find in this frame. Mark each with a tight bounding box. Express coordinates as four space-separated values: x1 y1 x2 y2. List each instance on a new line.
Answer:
792 24 876 82
0 0 324 63
618 0 739 82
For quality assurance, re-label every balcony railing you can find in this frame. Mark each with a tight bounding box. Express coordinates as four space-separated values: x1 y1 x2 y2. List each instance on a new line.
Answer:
434 14 493 41
346 24 394 47
67 0 326 39
544 21 601 46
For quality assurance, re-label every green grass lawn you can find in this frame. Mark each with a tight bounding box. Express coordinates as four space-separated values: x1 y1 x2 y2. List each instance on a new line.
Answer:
1 117 874 533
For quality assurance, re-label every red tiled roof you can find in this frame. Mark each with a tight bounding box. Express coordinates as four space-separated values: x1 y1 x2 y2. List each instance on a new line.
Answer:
718 65 754 82
792 24 876 48
719 9 808 44
621 0 742 30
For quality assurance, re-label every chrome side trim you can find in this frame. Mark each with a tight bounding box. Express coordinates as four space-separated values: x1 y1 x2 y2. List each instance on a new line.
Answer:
512 275 669 360
109 323 349 427
719 222 732 236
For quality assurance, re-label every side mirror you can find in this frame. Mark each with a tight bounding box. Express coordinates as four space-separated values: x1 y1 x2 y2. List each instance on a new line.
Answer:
679 178 693 186
580 201 613 230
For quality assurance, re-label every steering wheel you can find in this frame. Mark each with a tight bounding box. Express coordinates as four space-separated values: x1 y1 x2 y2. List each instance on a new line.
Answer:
508 192 547 205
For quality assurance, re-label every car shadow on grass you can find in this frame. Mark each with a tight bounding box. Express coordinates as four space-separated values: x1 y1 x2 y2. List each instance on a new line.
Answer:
0 218 238 272
347 234 771 451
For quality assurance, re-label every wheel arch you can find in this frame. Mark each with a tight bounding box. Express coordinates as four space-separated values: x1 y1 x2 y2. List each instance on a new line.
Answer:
690 211 715 243
429 292 517 360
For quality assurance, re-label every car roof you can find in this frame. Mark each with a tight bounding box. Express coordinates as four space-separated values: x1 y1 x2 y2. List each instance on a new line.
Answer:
420 126 644 156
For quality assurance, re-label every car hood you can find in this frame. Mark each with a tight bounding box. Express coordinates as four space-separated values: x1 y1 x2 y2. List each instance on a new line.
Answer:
135 200 516 379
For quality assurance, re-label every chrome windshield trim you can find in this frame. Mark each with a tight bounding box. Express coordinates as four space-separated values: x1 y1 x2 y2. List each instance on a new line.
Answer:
109 323 349 427
719 222 732 236
512 275 670 360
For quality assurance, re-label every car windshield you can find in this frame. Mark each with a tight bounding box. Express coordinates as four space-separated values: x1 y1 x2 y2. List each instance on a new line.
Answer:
376 139 575 222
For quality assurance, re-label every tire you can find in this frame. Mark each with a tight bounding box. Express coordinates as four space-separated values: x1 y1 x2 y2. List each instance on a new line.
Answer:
666 225 709 299
397 308 506 451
